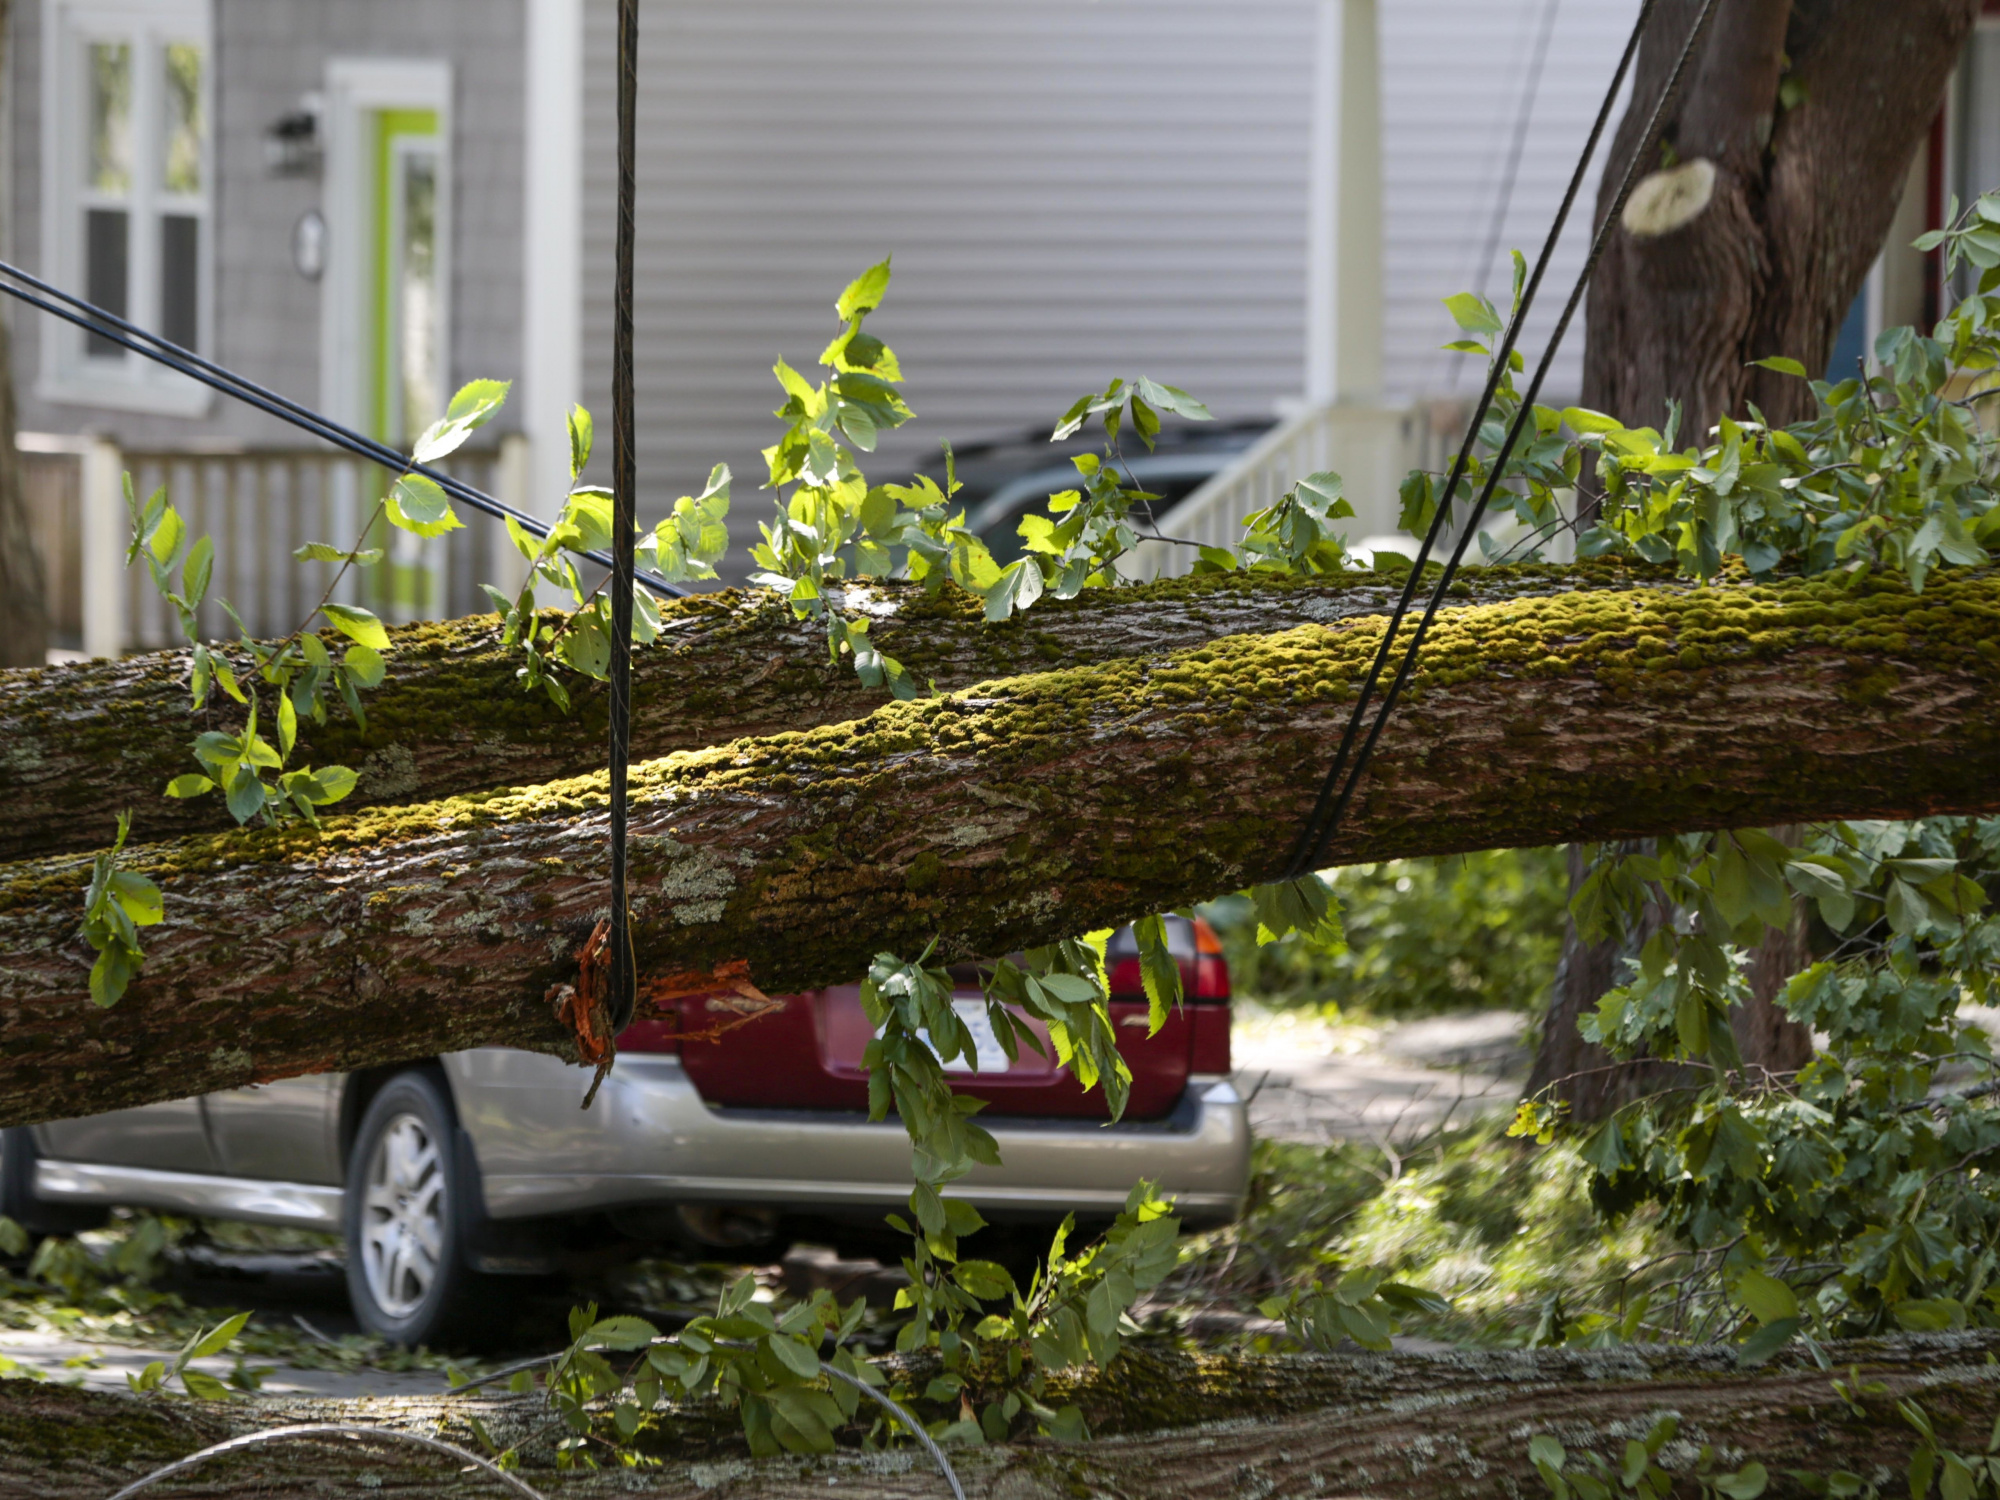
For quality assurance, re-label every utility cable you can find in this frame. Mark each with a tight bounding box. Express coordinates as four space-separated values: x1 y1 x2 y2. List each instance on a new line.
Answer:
0 258 687 600
1281 0 1664 880
604 0 641 1036
1449 0 1564 393
103 1424 549 1500
1286 0 1723 879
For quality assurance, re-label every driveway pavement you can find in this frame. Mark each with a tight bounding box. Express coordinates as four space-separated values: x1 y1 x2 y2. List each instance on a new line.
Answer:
1232 1006 1528 1145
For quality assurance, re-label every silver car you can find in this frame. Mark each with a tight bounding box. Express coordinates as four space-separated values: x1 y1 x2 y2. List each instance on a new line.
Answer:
0 920 1248 1345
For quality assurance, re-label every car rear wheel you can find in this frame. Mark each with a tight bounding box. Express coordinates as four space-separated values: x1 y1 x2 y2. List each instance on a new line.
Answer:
343 1070 499 1348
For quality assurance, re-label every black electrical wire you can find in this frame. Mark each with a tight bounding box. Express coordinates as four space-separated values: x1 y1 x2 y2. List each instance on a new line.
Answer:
0 258 688 600
1285 0 1723 880
603 0 641 1036
1449 0 1564 394
1280 0 1662 880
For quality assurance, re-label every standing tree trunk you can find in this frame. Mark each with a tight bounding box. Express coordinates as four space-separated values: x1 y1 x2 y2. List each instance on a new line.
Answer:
1537 0 1976 1118
1582 0 1977 437
0 0 45 672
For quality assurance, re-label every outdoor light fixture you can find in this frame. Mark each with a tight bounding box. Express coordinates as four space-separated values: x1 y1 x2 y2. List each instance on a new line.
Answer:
291 210 325 281
264 95 323 176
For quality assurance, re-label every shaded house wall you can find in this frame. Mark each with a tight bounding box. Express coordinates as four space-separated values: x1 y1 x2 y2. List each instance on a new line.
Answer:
574 0 1321 553
4 0 526 449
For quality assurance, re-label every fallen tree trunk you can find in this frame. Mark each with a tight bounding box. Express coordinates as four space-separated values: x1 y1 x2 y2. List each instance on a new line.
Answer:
2 1335 1994 1498
0 567 1994 1127
0 562 1677 861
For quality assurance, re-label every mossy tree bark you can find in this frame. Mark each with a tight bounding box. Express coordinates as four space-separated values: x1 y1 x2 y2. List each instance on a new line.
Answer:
0 563 1679 863
1 569 1996 1129
2 1335 1997 1498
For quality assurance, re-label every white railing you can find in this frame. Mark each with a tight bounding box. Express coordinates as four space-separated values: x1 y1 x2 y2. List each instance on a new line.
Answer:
21 434 530 657
1124 397 1473 580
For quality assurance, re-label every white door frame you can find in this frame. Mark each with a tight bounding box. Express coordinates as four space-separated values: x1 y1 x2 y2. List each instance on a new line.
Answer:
522 0 583 526
318 57 454 437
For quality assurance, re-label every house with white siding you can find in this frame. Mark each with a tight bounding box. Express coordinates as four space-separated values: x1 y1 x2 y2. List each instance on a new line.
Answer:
3 0 1971 653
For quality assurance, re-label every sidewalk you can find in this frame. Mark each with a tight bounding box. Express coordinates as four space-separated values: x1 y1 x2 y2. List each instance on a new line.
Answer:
1232 1006 1528 1146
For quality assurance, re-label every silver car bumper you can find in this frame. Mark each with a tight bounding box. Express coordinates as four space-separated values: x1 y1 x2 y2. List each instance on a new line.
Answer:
448 1050 1250 1227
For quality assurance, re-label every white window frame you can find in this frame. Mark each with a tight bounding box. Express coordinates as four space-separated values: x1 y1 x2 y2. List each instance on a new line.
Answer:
319 57 454 438
38 0 214 417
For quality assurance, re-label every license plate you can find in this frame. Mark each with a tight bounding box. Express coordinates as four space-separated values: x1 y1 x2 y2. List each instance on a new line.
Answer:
909 999 1013 1074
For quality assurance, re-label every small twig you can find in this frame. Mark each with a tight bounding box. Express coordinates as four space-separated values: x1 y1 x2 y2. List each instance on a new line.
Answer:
290 1314 338 1347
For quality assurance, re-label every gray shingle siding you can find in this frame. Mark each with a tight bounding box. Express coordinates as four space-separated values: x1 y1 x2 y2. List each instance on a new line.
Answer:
6 0 526 447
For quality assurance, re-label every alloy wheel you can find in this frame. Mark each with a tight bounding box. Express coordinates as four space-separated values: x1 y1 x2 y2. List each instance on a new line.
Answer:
358 1113 444 1318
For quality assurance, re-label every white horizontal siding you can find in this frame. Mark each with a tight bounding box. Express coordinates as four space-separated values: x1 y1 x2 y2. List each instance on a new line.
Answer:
578 0 1317 558
1381 0 1643 406
574 0 1646 564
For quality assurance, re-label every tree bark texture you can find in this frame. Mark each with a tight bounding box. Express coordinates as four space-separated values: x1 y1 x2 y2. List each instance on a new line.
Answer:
1580 0 1978 436
3 1335 1997 1498
0 563 1681 864
1 568 1996 1129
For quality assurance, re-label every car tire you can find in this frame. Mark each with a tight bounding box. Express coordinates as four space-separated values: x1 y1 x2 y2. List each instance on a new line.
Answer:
0 1127 107 1247
342 1070 501 1348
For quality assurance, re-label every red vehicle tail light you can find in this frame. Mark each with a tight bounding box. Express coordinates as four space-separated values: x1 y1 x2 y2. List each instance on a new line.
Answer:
1106 917 1232 1003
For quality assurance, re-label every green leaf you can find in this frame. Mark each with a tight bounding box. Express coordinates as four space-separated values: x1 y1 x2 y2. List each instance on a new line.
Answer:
1750 356 1809 379
110 871 163 926
165 774 215 798
292 541 383 566
1709 1462 1768 1499
568 404 594 480
583 1314 661 1351
1737 1317 1799 1367
952 1260 1019 1301
1733 1269 1798 1325
1131 913 1182 1034
1560 406 1623 435
983 558 1044 622
305 765 359 805
412 378 511 464
178 1369 234 1401
1443 291 1503 336
342 644 386 690
320 604 390 652
834 259 893 321
1891 1297 1965 1332
386 474 463 538
189 1311 252 1359
224 768 266 824
183 535 214 608
766 1333 822 1381
277 693 297 759
89 944 139 1008
126 1360 165 1393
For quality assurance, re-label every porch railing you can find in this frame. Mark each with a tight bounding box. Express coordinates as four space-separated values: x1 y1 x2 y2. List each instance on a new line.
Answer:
21 434 530 657
1121 397 1473 580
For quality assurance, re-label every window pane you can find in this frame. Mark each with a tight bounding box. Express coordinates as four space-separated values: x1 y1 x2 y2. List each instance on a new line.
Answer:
160 213 198 349
88 41 131 192
161 43 203 194
85 208 129 358
399 153 441 438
